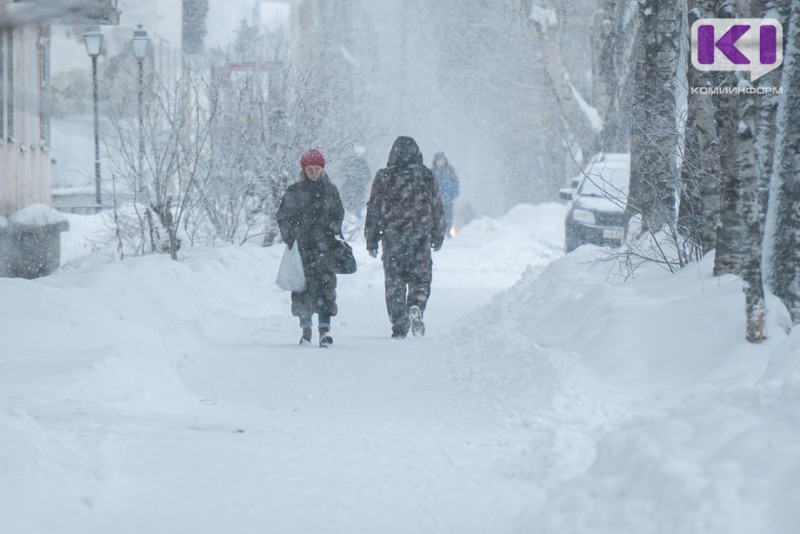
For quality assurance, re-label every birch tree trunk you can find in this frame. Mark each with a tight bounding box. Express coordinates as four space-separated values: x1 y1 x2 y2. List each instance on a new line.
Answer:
770 1 800 324
756 0 789 237
518 0 598 160
591 0 638 152
736 79 765 342
711 73 743 275
758 0 791 280
712 1 743 276
626 0 682 234
679 0 722 255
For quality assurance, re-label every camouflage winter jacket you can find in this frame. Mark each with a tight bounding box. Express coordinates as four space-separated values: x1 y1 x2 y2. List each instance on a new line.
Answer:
365 137 446 255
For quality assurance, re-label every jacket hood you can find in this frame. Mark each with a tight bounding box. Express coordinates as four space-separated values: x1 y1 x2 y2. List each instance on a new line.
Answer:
433 152 448 164
387 136 423 167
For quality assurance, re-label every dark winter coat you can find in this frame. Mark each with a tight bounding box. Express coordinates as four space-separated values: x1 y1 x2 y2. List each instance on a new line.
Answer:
432 152 460 203
276 171 344 317
365 137 446 259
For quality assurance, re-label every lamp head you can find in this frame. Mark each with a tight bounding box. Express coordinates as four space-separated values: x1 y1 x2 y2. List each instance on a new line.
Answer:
83 26 103 57
132 24 150 60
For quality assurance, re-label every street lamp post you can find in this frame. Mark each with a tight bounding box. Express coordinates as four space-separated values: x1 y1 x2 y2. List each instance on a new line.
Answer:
132 24 150 191
83 26 104 208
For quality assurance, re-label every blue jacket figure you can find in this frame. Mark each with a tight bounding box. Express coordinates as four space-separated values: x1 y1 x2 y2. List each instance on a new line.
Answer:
431 152 460 236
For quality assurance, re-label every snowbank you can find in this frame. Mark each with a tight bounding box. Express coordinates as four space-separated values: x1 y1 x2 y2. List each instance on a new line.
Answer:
3 202 800 533
0 240 290 532
449 244 800 533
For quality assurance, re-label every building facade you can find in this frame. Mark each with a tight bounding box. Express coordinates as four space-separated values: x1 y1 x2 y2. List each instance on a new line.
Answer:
0 22 51 215
0 0 119 277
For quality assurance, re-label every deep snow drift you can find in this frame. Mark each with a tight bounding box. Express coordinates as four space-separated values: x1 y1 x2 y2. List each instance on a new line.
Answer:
2 203 799 533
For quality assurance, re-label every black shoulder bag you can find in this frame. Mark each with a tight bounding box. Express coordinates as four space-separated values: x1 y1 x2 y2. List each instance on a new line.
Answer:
332 233 357 274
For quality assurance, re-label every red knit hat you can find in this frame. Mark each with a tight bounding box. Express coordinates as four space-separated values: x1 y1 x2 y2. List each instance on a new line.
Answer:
300 149 325 169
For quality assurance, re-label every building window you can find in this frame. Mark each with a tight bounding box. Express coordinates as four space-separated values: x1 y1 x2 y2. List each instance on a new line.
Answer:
38 29 50 148
22 30 34 148
6 31 13 142
1 29 5 143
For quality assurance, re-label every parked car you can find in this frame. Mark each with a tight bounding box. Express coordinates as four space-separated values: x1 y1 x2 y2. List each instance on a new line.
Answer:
560 153 630 252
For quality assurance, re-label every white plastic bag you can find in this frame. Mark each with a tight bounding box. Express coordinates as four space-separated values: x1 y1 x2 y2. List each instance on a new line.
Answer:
275 243 306 292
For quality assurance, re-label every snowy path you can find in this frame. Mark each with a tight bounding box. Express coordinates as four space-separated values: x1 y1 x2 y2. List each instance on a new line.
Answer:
6 203 798 533
143 215 570 533
3 205 570 533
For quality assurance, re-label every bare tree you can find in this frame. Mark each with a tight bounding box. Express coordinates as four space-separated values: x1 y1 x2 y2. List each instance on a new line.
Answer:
712 79 744 277
756 0 790 236
679 0 722 256
107 66 222 260
735 73 765 342
517 0 599 160
770 0 800 324
186 21 288 246
710 0 745 277
626 0 682 236
591 0 638 152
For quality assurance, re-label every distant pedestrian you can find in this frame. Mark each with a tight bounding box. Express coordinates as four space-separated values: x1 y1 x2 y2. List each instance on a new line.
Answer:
340 145 372 218
276 149 344 348
365 136 446 338
431 152 460 236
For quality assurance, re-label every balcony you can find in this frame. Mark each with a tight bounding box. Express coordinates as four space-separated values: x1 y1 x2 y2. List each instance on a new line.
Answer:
2 1 120 26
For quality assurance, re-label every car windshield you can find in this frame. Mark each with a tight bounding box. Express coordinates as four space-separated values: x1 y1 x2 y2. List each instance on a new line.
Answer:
576 163 629 201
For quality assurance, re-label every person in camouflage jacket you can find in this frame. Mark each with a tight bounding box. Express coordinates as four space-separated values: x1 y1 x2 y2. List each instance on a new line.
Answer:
276 149 344 347
365 136 446 338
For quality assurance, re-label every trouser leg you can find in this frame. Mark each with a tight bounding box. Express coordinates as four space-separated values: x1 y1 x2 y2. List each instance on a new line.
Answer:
407 277 431 314
407 248 433 313
318 313 331 332
384 262 410 335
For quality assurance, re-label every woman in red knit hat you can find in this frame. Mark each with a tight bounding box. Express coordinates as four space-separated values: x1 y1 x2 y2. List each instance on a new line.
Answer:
276 149 344 347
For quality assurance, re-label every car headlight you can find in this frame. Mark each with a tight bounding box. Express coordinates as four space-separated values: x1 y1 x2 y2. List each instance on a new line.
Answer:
572 209 596 225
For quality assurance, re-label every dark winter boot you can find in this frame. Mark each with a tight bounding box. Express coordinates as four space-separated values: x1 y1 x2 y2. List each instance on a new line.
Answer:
409 306 425 337
319 327 333 348
390 324 408 339
299 327 313 345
